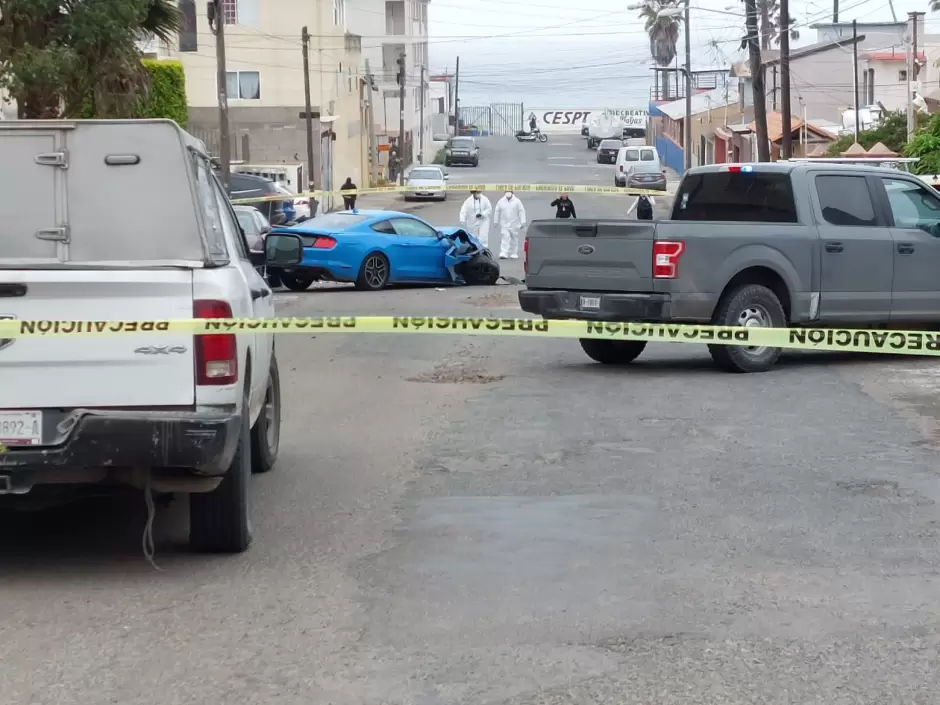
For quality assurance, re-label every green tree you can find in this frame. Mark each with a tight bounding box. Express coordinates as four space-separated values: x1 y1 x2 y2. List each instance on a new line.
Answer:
825 111 927 157
0 0 180 119
758 0 799 49
903 112 940 174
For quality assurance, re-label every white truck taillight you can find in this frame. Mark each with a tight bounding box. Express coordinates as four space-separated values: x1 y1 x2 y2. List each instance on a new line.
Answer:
193 300 237 385
652 241 685 279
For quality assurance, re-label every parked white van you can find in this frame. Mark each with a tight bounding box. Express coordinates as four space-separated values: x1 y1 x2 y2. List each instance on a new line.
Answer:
614 145 663 187
0 119 283 554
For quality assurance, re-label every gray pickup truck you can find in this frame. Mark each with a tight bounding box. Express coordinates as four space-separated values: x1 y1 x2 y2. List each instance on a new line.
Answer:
519 162 940 372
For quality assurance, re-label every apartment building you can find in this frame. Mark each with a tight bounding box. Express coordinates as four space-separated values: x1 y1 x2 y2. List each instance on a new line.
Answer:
346 0 432 165
170 0 370 204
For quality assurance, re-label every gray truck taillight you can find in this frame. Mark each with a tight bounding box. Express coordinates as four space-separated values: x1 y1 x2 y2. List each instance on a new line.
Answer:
652 241 685 279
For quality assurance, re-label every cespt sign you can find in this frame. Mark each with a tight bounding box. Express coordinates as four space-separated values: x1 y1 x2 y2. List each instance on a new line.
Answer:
529 108 649 133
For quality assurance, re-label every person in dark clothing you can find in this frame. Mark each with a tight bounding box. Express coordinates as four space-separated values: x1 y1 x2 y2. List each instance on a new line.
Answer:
340 177 357 210
550 193 576 219
529 114 538 133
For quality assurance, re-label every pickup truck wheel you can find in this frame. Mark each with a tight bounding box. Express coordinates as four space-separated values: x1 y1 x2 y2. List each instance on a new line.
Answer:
709 284 786 373
189 390 252 553
579 338 647 365
250 355 281 474
280 273 315 291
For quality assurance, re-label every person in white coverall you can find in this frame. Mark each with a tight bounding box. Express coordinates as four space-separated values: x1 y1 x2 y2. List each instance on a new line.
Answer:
458 190 493 248
493 190 526 259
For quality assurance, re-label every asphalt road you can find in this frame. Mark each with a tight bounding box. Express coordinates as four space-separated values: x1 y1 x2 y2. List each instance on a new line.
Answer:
4 137 940 705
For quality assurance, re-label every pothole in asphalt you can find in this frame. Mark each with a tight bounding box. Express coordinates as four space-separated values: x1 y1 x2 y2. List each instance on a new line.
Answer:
836 479 901 497
408 361 505 384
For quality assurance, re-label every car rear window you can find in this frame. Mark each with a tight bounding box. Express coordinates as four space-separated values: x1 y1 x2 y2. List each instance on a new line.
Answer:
639 149 655 161
409 169 442 180
624 149 640 161
672 171 798 223
301 213 371 230
600 140 622 149
449 139 474 149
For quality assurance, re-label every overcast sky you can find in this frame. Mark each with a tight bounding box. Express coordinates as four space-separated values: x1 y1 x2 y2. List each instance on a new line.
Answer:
428 0 937 106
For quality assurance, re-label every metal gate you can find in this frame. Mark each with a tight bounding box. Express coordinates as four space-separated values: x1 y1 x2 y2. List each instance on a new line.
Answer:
458 103 524 136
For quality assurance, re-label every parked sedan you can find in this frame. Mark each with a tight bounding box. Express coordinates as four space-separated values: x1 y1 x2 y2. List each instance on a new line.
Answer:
404 166 449 201
625 163 668 191
596 139 623 164
234 205 271 252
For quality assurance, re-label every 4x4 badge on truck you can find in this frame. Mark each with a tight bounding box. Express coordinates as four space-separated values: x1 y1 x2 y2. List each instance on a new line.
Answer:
578 245 595 255
134 345 188 355
0 315 14 352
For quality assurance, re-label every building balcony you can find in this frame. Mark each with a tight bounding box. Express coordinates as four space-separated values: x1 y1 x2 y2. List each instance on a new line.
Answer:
650 68 729 102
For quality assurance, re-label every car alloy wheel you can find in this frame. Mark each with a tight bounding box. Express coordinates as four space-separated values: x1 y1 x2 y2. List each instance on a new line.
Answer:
356 253 390 290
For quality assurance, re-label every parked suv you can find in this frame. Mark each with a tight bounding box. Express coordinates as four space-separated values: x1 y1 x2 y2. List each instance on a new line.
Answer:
444 137 480 167
0 119 282 553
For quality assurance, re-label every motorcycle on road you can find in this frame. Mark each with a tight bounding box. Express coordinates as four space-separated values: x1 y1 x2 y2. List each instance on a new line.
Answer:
515 129 548 143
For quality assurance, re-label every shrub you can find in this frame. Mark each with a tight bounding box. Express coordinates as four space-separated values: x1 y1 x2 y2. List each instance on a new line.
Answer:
137 59 187 127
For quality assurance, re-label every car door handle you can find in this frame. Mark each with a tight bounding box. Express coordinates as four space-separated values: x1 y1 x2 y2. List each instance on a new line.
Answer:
897 243 915 254
251 288 271 300
825 242 844 253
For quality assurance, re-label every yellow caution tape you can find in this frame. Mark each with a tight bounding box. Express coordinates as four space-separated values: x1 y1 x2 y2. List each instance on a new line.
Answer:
231 183 673 205
2 317 940 357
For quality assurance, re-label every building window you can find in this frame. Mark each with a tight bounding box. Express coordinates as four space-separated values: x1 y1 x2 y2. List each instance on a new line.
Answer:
225 71 261 100
222 0 237 24
334 0 345 26
899 69 908 82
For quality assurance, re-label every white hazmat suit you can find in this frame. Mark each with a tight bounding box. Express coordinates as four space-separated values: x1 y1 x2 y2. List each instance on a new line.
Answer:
494 192 526 259
458 193 493 248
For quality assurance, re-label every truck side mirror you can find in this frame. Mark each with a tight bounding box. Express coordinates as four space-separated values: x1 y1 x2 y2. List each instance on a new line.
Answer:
265 233 304 267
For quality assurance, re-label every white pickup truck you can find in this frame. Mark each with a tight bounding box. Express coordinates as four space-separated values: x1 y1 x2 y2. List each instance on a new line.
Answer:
0 119 281 554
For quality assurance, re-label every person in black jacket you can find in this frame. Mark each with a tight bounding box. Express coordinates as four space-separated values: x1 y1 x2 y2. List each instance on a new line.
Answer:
550 193 576 219
340 177 357 210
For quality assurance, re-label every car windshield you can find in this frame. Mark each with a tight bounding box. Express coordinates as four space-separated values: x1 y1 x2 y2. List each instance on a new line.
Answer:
235 210 260 235
409 169 442 180
299 213 371 230
600 140 622 149
450 139 474 149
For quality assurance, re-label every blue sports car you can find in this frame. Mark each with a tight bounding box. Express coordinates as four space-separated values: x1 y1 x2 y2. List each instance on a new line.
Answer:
267 210 500 291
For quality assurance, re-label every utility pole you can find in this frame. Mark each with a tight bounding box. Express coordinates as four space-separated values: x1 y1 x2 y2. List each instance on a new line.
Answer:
772 65 777 111
301 27 316 195
744 0 769 161
453 56 460 137
780 0 792 159
208 0 231 187
832 0 838 23
683 0 692 170
364 59 378 186
396 52 406 185
852 19 860 139
907 12 915 139
419 65 426 164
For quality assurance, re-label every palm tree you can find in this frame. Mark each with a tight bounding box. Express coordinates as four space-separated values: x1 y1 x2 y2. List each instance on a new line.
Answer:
636 0 683 99
758 0 799 49
637 0 683 67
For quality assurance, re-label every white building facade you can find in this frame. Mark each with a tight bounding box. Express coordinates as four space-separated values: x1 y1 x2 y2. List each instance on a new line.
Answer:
346 0 432 164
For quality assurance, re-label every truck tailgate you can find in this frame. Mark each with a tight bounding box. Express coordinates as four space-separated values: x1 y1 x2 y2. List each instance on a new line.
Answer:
525 220 655 292
0 269 196 412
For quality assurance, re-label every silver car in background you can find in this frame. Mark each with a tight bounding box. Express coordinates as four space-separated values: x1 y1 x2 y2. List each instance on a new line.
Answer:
234 205 272 252
626 163 668 191
404 166 449 201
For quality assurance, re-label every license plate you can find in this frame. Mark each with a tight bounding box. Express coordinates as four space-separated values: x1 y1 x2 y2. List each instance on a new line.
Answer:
580 296 601 310
0 410 42 446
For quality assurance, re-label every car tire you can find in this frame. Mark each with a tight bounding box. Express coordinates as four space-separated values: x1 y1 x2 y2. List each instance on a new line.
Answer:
457 252 500 285
708 284 786 373
472 159 479 167
444 159 451 167
189 388 252 553
356 252 390 291
579 339 647 365
250 355 281 474
280 273 316 291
